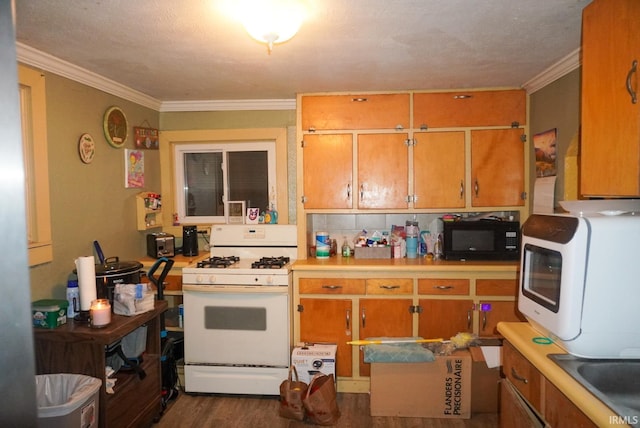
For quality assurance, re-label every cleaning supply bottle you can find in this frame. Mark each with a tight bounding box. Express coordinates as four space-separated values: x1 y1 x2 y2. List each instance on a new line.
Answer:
66 279 79 318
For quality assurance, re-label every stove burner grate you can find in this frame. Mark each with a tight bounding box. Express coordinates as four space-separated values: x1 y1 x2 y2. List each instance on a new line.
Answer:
197 256 240 268
251 257 291 269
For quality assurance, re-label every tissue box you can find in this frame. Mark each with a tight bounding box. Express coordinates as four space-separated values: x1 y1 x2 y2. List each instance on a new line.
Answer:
354 246 391 259
32 299 68 329
291 343 337 384
370 350 471 418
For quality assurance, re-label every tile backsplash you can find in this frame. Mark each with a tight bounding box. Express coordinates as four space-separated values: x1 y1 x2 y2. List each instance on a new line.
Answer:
306 211 519 249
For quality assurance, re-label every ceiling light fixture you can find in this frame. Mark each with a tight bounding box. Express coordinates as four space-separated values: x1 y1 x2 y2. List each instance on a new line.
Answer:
238 0 307 54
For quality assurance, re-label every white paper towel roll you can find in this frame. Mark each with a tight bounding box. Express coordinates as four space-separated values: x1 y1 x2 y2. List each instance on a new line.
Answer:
75 256 97 311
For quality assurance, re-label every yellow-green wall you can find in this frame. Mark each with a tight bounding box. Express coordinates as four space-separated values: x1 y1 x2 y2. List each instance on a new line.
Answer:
528 68 581 210
28 69 297 301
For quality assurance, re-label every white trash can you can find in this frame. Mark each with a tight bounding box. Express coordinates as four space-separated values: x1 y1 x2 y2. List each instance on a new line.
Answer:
35 374 101 428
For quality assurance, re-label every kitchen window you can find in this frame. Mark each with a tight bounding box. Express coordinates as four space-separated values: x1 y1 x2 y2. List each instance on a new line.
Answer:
18 65 52 266
174 142 276 224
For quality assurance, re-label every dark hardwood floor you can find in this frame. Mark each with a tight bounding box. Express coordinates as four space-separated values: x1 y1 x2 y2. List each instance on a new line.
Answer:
154 390 498 428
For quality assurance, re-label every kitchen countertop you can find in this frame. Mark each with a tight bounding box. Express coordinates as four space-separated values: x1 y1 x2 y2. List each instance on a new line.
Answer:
498 322 624 427
138 251 210 268
292 256 518 272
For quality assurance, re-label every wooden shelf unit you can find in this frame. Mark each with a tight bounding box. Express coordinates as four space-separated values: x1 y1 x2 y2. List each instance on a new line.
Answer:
33 301 168 428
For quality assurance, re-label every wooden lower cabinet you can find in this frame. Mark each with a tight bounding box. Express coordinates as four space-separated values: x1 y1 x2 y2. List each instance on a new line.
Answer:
299 298 353 378
358 298 413 376
417 299 473 339
294 269 519 392
501 340 597 428
479 300 525 336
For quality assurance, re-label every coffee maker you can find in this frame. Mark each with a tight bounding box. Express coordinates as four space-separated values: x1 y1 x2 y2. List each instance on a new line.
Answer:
182 225 199 256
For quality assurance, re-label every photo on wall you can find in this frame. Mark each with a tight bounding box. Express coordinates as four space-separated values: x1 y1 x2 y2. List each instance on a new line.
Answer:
534 128 557 177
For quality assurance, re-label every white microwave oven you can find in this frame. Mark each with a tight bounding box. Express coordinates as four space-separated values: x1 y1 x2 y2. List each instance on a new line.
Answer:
518 213 640 359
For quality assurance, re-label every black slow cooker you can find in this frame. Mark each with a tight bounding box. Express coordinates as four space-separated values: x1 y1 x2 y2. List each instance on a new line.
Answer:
79 257 144 308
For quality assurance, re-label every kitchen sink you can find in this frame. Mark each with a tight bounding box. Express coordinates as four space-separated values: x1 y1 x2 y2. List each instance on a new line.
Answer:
548 354 640 427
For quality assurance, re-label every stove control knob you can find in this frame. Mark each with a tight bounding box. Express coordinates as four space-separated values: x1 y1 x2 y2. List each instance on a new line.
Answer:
196 275 204 284
266 276 274 285
208 275 217 284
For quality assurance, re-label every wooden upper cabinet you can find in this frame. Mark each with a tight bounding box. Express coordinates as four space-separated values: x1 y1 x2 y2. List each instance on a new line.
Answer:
357 133 409 209
471 129 525 207
580 0 640 197
413 89 526 128
414 131 465 208
302 134 353 209
301 94 410 130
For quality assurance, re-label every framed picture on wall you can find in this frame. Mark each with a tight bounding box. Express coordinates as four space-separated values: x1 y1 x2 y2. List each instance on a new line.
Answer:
125 149 144 188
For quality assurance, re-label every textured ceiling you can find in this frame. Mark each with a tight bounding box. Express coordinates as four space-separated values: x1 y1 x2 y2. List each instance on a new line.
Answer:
14 0 591 102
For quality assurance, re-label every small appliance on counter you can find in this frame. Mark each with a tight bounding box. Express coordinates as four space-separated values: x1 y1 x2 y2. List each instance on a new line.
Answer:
182 226 198 256
518 200 640 359
146 232 175 258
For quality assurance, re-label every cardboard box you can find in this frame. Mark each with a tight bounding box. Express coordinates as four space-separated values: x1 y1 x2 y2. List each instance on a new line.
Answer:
354 246 391 259
469 345 502 413
370 350 471 418
32 299 68 329
291 343 337 384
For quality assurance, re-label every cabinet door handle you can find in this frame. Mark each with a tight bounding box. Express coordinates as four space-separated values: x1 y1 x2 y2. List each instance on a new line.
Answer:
434 285 454 290
380 285 400 290
626 60 638 104
474 179 479 197
482 310 487 330
360 184 364 200
361 308 366 328
511 367 529 384
467 310 472 330
347 183 351 199
346 309 351 331
322 285 343 290
459 180 464 199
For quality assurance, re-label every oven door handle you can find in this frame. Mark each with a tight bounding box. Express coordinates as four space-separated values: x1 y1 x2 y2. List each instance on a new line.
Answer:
182 284 288 293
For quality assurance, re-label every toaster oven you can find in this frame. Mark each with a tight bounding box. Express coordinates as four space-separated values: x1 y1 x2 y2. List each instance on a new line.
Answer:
146 232 175 258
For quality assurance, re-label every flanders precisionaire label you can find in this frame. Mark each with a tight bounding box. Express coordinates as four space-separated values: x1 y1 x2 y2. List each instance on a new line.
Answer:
443 358 465 416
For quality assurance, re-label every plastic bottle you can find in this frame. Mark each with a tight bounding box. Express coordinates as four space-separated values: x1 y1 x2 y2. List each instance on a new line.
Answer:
66 280 80 318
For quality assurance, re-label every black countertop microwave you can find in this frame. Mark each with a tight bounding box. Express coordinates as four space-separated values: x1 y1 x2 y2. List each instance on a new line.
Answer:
443 220 520 261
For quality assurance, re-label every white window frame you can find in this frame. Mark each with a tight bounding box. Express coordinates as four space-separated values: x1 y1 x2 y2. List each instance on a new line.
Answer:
174 141 276 225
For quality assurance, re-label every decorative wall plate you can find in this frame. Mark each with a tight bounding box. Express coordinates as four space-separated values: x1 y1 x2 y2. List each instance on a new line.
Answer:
103 106 128 148
78 133 95 164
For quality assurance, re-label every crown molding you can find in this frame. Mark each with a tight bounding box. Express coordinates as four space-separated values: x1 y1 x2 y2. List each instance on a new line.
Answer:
17 41 577 110
15 43 296 112
523 48 581 94
16 42 162 110
159 99 296 112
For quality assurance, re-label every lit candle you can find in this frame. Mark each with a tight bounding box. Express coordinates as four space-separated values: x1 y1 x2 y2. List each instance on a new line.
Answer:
90 299 111 328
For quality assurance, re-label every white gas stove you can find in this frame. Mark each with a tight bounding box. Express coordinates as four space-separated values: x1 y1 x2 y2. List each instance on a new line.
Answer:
182 224 297 395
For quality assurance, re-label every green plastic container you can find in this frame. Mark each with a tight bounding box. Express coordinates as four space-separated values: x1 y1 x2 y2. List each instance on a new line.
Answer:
32 299 69 329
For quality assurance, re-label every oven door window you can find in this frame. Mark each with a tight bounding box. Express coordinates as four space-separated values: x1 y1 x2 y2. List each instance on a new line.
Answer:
204 306 266 331
521 243 562 312
184 291 289 366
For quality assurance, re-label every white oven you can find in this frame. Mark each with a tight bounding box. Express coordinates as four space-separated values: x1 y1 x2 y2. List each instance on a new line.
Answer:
182 224 297 395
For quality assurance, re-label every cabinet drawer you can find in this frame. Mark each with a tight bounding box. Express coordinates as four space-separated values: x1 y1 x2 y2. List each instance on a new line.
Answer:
413 89 526 128
301 93 410 130
365 278 413 294
162 274 182 291
502 341 542 410
418 278 469 295
299 278 365 294
476 278 517 296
